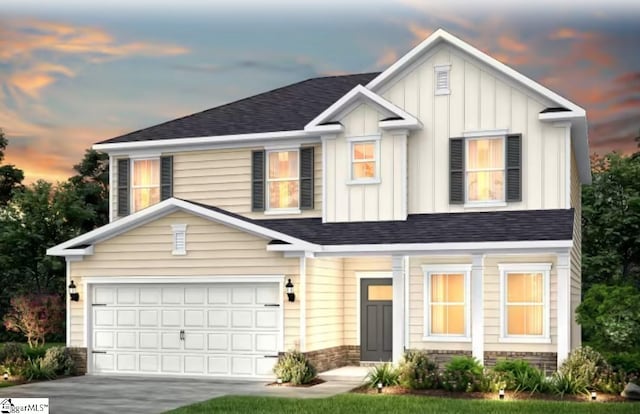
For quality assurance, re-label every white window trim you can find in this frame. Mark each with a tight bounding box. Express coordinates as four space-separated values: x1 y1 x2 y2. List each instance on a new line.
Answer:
130 157 160 213
265 148 301 214
347 135 381 185
434 64 451 96
464 136 506 206
422 264 472 342
498 263 552 344
171 224 187 255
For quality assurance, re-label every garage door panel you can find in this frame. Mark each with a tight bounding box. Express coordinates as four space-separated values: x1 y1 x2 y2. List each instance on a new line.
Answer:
161 332 181 349
117 287 137 305
139 288 160 304
91 283 281 378
184 355 205 374
208 356 229 374
94 287 115 304
140 354 159 372
94 309 114 326
208 310 228 327
184 333 205 351
231 310 252 328
117 309 136 326
116 332 136 349
161 309 181 327
231 287 253 304
139 310 159 327
208 333 228 351
185 288 205 304
94 331 114 348
139 332 159 349
162 288 182 304
184 309 205 327
116 353 136 371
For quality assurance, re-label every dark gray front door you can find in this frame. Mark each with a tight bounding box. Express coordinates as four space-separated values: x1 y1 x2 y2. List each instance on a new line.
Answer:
360 278 392 361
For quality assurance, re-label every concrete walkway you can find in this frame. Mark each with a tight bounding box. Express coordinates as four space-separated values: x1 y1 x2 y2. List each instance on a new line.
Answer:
0 372 364 414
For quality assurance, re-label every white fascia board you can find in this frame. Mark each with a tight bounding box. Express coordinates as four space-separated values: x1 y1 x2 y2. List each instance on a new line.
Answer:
379 119 422 131
304 124 344 134
367 29 585 115
304 85 420 131
269 239 573 256
93 130 310 153
48 198 319 257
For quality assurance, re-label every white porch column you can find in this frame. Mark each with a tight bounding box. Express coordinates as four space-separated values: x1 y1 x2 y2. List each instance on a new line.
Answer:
471 254 484 364
557 252 571 367
392 255 407 364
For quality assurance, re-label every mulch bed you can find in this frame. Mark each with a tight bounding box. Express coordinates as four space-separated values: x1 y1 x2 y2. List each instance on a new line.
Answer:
352 385 633 403
267 377 326 387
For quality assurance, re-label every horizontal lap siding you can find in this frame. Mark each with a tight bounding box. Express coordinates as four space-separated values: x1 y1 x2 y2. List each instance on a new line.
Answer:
343 257 392 346
570 153 582 349
172 146 322 219
305 257 344 351
69 211 299 349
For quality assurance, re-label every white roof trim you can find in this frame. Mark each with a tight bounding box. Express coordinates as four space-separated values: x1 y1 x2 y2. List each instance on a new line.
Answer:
93 130 309 152
47 198 318 257
367 29 585 116
304 84 422 132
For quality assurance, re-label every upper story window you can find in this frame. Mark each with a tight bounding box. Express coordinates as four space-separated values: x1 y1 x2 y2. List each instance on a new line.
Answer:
349 136 380 184
267 150 299 210
450 132 521 206
499 263 551 343
131 159 160 212
466 137 505 203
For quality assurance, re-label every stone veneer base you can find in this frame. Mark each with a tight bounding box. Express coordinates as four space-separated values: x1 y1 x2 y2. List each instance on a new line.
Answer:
68 347 87 375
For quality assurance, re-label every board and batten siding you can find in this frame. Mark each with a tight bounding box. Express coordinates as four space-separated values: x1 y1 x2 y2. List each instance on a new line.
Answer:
324 104 407 222
377 43 568 214
110 145 322 222
408 254 558 354
69 211 300 350
305 257 344 351
570 152 582 350
343 257 392 346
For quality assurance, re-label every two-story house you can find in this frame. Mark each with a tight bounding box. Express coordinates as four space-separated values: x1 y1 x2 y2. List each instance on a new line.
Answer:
48 29 590 379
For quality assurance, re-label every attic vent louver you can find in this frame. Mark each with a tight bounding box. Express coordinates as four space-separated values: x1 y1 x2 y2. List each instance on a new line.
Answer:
171 224 187 255
435 64 451 95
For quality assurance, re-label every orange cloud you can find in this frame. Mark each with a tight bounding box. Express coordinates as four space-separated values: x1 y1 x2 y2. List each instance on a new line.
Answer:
549 28 600 40
376 49 399 68
407 22 434 45
8 64 75 98
498 35 527 53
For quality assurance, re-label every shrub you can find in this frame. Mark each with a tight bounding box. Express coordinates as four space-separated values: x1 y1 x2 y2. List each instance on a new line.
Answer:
366 363 399 388
440 356 484 392
0 342 25 364
549 370 588 397
398 350 439 390
24 346 48 361
42 346 75 376
493 359 548 393
605 351 640 376
559 346 609 387
273 350 316 385
21 358 56 381
478 369 503 393
3 294 65 348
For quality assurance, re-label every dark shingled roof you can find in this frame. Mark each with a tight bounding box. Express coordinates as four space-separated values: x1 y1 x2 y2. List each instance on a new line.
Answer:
188 200 574 245
98 72 380 144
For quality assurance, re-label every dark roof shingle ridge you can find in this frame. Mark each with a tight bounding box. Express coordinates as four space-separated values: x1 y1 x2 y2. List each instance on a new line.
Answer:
96 72 380 145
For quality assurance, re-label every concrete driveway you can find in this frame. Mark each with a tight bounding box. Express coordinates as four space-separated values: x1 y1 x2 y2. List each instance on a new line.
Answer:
0 375 270 414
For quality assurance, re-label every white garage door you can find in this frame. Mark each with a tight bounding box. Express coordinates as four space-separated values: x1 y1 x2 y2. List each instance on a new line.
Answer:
90 283 281 378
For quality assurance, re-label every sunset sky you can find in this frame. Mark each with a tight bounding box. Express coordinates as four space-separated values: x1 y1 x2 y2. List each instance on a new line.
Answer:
1 0 639 183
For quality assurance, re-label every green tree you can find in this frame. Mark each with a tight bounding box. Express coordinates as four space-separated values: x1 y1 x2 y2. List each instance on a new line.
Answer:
66 149 109 231
0 128 25 205
581 153 640 290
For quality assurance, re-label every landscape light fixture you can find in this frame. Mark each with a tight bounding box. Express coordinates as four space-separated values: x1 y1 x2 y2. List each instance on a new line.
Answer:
377 382 383 393
3 373 8 381
285 279 295 302
69 280 80 302
591 391 597 401
499 388 505 400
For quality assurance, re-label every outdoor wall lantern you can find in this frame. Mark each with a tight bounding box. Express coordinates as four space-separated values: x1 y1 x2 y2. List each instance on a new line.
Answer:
285 279 295 302
69 280 80 302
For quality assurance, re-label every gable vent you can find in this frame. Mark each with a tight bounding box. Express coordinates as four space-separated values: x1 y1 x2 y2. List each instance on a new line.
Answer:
435 64 451 95
171 224 187 255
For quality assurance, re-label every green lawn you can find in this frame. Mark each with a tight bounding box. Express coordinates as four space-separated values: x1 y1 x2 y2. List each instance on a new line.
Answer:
165 394 638 414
